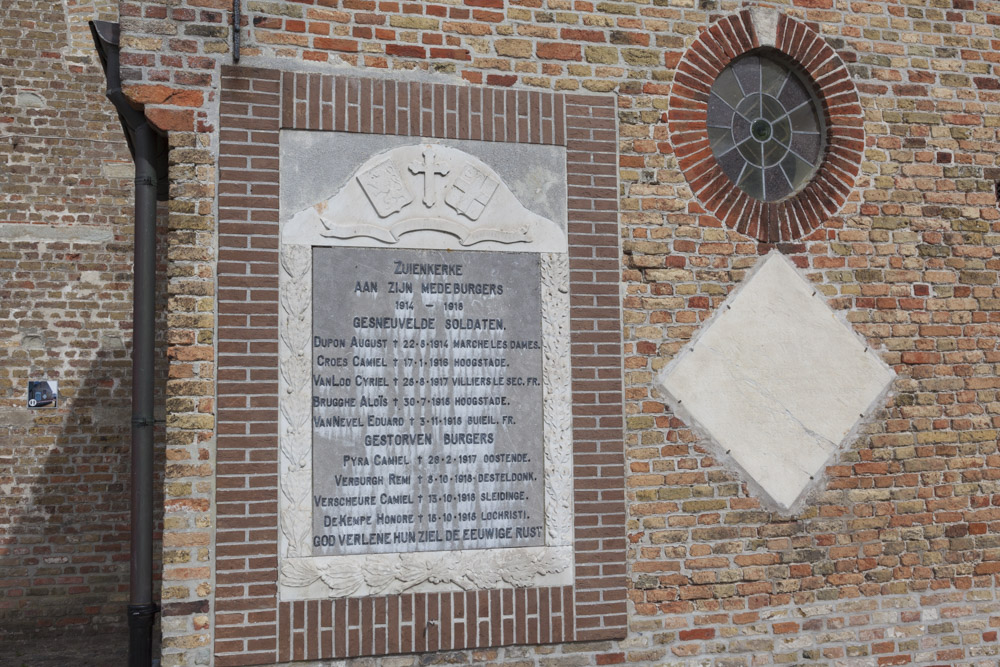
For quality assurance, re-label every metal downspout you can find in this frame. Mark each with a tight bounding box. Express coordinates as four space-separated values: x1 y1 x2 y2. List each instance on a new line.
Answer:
128 118 159 667
89 20 165 667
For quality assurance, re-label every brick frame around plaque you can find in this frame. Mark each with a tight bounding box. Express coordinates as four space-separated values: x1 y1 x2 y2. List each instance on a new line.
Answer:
215 66 625 665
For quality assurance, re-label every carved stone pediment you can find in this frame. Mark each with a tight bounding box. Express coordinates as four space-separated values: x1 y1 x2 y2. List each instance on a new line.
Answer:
283 144 567 252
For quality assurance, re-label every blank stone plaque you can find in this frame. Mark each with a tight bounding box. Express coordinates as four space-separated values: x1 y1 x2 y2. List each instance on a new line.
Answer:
311 247 546 555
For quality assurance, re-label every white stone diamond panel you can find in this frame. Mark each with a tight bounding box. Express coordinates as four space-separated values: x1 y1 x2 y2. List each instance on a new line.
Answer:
657 252 896 511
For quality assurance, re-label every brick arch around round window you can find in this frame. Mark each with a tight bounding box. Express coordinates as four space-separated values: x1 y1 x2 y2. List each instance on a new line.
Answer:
667 9 863 244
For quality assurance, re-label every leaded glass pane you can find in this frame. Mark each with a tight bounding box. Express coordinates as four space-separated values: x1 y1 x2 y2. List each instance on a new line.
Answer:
761 59 787 96
778 76 810 112
791 132 822 164
708 126 736 154
733 56 761 95
787 104 819 134
736 95 760 121
706 51 825 202
738 138 763 167
760 95 784 122
772 117 792 145
780 152 815 191
738 164 764 200
713 67 745 108
765 166 792 201
732 114 751 144
707 94 735 128
763 139 785 167
716 146 746 181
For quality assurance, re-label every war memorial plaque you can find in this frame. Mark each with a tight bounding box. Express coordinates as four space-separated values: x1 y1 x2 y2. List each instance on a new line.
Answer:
216 73 624 661
277 141 575 600
310 247 546 555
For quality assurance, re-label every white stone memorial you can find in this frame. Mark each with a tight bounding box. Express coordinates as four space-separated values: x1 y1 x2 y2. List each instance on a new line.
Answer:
276 138 575 599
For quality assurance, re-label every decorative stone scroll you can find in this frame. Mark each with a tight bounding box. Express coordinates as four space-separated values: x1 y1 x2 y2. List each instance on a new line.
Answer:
278 142 573 600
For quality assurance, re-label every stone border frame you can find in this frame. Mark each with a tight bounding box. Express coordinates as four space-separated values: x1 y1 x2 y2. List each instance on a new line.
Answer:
667 9 863 244
215 66 625 665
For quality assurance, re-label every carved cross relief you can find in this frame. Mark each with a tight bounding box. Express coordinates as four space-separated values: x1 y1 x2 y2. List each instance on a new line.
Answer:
354 144 499 221
407 146 450 207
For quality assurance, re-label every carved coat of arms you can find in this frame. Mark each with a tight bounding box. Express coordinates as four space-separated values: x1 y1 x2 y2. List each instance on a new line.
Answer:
446 164 499 221
355 159 413 217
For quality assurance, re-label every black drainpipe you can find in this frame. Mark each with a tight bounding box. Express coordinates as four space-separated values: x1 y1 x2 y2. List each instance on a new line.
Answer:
90 20 169 667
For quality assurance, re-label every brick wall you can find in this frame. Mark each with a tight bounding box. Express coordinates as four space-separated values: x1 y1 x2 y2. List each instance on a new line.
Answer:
0 0 160 641
108 0 1000 664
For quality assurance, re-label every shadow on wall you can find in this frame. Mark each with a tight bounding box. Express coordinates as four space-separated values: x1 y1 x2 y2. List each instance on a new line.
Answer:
0 225 168 655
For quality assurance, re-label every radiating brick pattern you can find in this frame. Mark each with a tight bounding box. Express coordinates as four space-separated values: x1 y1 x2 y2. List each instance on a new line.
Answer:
215 67 624 665
667 10 863 244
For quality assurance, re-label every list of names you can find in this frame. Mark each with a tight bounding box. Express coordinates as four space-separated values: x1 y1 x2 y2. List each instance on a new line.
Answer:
311 246 546 556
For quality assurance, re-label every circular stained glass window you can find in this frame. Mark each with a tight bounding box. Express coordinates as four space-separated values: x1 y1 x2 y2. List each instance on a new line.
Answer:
707 53 825 202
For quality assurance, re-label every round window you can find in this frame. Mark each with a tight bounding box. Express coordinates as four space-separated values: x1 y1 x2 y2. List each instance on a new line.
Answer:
706 53 825 202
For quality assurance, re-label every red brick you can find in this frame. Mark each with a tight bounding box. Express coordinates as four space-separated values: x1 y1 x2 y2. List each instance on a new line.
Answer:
537 42 582 61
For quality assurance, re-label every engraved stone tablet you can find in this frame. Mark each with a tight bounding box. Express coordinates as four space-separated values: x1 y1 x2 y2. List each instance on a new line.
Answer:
278 140 574 599
311 247 546 555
